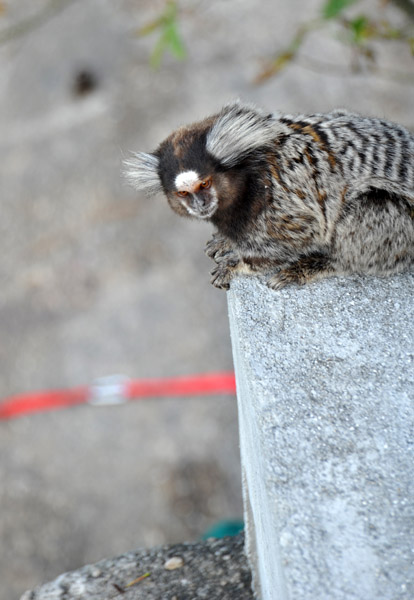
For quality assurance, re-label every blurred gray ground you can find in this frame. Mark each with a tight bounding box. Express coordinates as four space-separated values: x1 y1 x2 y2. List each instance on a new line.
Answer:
0 1 412 599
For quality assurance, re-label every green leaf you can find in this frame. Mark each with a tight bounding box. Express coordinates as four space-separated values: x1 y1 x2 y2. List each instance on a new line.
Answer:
165 22 186 59
322 0 358 20
140 1 186 67
349 15 369 43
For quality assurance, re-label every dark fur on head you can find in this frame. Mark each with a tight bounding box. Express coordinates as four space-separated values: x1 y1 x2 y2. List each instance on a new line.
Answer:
125 102 287 229
125 101 414 290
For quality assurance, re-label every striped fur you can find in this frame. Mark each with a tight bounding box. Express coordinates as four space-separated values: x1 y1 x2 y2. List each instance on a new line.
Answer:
125 102 414 290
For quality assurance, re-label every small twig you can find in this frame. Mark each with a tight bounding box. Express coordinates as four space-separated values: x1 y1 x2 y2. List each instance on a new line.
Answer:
254 19 322 83
0 0 78 46
125 572 151 588
296 53 414 84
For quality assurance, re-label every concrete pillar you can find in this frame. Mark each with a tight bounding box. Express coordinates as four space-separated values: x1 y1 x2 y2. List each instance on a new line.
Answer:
227 274 414 600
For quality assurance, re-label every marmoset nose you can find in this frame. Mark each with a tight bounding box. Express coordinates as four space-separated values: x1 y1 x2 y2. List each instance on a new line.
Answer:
194 193 209 208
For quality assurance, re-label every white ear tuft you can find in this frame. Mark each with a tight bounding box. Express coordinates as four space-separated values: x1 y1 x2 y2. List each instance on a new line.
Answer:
123 152 163 196
206 102 287 167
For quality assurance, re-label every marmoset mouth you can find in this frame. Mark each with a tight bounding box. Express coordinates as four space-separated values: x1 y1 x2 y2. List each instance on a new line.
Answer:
185 200 218 220
195 204 219 219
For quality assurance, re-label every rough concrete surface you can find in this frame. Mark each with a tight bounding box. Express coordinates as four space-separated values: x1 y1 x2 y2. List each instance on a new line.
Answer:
228 274 414 600
21 534 252 600
0 0 413 599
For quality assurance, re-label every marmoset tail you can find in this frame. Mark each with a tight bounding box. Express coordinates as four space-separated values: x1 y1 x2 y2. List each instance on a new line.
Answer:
125 101 414 290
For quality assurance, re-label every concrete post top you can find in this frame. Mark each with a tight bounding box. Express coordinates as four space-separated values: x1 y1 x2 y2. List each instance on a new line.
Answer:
227 273 414 600
228 272 414 403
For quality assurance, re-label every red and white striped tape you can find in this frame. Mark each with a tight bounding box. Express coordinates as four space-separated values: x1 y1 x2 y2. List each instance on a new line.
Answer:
0 372 237 420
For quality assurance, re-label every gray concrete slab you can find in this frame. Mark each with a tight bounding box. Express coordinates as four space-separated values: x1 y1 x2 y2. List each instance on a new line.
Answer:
0 1 413 598
228 274 414 600
21 534 253 600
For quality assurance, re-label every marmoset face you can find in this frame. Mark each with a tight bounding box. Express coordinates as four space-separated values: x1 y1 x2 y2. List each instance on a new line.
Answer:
168 170 218 219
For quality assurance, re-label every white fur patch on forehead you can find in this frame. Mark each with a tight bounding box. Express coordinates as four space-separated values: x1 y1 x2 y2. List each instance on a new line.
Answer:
175 170 200 192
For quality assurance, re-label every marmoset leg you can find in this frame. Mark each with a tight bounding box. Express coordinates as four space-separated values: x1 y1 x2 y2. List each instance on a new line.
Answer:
205 233 243 289
210 259 246 290
205 233 238 262
267 253 335 290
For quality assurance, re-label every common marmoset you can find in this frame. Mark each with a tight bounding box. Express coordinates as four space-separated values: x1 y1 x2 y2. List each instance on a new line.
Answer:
125 102 414 290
